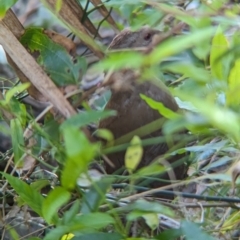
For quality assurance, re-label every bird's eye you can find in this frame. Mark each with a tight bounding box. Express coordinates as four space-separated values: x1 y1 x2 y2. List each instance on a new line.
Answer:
144 32 152 41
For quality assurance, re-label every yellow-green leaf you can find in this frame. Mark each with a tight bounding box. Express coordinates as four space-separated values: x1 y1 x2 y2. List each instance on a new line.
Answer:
210 26 229 80
227 59 240 105
125 136 143 173
42 186 71 224
142 213 159 230
10 118 24 167
140 94 179 119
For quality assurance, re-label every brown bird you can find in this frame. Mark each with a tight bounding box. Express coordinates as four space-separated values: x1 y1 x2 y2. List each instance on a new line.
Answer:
98 27 187 189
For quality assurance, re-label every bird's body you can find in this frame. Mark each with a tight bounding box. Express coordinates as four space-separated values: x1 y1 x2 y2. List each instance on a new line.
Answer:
98 27 187 188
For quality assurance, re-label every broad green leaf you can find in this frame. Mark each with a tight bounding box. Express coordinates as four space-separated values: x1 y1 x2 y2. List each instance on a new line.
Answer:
156 228 182 240
146 27 214 65
2 173 44 216
181 221 215 240
210 26 229 80
125 136 143 172
140 94 179 119
30 180 50 192
163 63 211 83
61 110 116 130
174 90 240 142
72 233 123 240
10 118 24 167
20 28 86 86
81 178 113 214
125 199 173 216
95 51 144 72
227 59 240 105
61 127 98 190
44 213 115 240
0 0 17 17
42 186 71 224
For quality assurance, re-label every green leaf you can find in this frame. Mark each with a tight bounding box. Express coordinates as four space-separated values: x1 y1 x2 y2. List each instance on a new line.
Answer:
0 0 17 17
210 26 229 80
142 213 159 230
174 90 240 142
44 213 115 240
61 110 116 130
72 233 123 240
227 59 240 105
20 28 86 86
181 221 215 240
126 199 173 216
125 136 143 172
42 186 71 224
2 173 44 216
140 94 179 119
81 178 113 214
5 83 30 104
62 200 81 225
146 27 215 65
137 164 166 176
95 51 144 72
30 180 50 192
10 118 24 167
61 127 98 190
55 0 63 12
94 129 114 143
9 98 27 127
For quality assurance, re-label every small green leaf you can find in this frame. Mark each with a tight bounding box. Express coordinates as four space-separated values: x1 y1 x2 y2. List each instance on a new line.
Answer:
5 83 30 104
146 27 214 64
95 51 144 72
9 98 27 127
125 136 143 172
42 186 71 224
20 28 86 86
140 94 179 119
142 213 159 230
44 213 115 240
61 127 98 190
137 164 166 176
55 0 63 12
2 173 44 216
30 180 50 192
94 129 114 143
10 118 24 167
0 0 17 17
210 26 229 80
